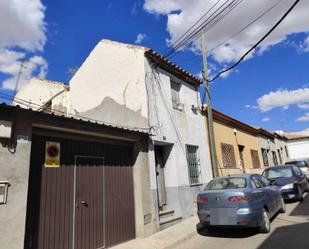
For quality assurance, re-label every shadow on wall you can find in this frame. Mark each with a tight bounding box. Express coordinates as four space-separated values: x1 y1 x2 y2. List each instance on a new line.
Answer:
80 97 148 129
257 222 309 249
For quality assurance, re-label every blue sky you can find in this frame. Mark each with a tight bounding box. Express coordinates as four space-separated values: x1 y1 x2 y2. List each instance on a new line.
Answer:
0 0 309 133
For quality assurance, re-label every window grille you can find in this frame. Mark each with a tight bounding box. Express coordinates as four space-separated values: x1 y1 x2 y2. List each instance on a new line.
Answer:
251 150 261 168
272 151 278 165
186 145 201 185
261 148 269 167
278 149 283 165
171 81 181 109
285 146 289 158
221 143 236 168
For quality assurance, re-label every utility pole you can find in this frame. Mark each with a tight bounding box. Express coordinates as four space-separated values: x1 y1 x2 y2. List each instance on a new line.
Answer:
201 35 219 178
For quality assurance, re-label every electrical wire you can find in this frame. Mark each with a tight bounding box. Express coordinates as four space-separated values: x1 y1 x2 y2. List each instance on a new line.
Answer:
201 0 300 102
208 0 284 53
173 0 284 69
162 0 223 56
0 91 151 132
164 0 245 59
165 0 242 58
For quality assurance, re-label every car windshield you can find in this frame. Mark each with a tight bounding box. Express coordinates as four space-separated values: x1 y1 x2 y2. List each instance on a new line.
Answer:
263 167 293 179
287 161 307 168
205 177 247 190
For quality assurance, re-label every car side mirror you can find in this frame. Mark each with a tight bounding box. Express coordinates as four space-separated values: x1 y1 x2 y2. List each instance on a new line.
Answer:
269 180 276 186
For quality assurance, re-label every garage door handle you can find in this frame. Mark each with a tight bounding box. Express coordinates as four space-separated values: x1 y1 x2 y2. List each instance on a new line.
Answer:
81 200 88 207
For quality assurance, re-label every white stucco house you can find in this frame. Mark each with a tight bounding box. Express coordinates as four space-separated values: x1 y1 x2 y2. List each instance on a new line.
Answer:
286 134 309 159
69 39 212 229
15 39 212 230
13 78 70 115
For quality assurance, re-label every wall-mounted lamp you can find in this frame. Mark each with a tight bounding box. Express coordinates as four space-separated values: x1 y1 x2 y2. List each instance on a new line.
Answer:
0 181 10 204
233 129 237 134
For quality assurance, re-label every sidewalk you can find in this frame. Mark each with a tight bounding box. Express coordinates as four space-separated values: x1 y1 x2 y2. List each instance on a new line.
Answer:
112 215 199 249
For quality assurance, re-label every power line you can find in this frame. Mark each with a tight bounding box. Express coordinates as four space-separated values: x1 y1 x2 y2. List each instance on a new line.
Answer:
208 0 284 53
165 0 243 58
164 0 245 59
205 0 300 84
162 0 223 56
0 91 150 131
173 0 284 68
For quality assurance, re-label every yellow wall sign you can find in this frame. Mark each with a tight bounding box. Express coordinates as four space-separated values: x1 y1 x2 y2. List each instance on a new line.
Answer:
45 141 61 168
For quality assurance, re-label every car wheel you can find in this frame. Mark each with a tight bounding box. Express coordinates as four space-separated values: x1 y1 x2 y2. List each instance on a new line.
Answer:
259 208 271 233
279 197 286 213
305 181 309 192
297 185 304 202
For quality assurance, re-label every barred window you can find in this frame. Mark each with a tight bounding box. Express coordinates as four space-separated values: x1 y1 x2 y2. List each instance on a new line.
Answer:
278 149 283 165
186 145 201 185
171 81 181 109
251 149 261 168
261 148 269 167
272 151 278 166
285 146 289 158
221 143 236 168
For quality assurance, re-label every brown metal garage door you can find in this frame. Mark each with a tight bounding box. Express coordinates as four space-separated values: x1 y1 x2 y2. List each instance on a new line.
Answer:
25 133 136 249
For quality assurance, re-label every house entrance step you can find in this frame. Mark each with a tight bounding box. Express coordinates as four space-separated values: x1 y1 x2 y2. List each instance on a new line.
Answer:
159 215 182 230
159 209 175 219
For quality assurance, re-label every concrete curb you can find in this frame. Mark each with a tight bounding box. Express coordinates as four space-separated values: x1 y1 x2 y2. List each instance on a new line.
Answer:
112 215 199 249
164 230 196 249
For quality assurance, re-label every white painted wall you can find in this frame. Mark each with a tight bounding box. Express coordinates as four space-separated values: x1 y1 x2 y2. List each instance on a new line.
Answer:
13 78 70 114
145 61 212 189
287 139 309 159
69 40 149 129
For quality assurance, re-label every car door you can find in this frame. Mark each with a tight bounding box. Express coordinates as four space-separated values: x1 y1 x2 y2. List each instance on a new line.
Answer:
251 175 274 215
258 175 278 216
260 175 281 210
293 166 307 191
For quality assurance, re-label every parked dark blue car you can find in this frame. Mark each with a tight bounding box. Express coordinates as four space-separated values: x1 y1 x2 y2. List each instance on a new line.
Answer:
262 165 309 202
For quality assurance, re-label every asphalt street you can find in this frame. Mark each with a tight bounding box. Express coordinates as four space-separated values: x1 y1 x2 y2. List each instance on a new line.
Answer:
175 194 309 249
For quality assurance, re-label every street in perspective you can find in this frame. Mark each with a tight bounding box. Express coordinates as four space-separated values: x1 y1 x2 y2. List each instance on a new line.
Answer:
177 194 309 249
1 0 309 249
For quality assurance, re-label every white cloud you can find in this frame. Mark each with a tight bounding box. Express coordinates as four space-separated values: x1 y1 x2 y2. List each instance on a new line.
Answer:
298 103 309 109
0 0 47 91
297 113 309 122
131 0 143 15
135 33 147 44
298 128 309 135
262 117 270 122
301 35 309 52
0 0 46 51
257 88 309 112
143 0 309 64
245 104 258 109
2 54 47 90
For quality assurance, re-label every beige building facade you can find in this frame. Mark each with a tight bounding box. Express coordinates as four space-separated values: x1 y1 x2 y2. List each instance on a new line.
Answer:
205 109 264 176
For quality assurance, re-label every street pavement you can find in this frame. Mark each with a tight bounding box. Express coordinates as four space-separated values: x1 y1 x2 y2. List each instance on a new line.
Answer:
175 193 309 249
